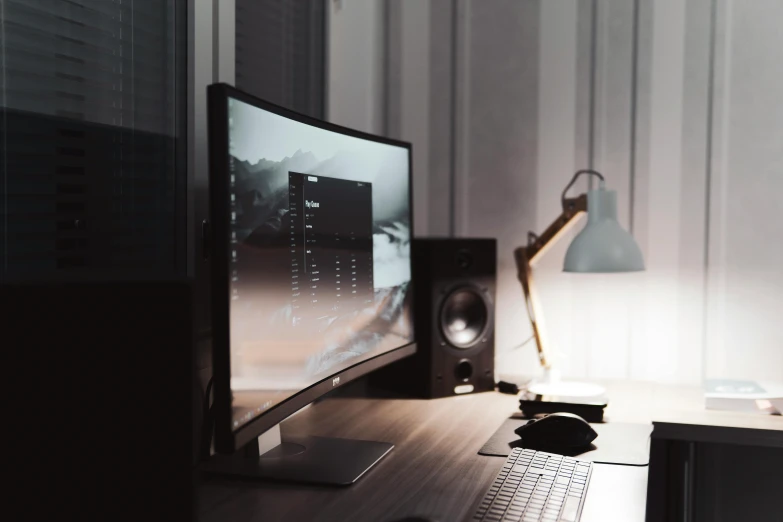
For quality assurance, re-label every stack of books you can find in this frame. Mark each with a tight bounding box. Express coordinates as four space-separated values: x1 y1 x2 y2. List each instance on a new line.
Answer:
704 379 783 415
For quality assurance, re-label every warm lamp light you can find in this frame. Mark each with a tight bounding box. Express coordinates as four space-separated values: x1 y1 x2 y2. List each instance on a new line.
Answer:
514 169 645 396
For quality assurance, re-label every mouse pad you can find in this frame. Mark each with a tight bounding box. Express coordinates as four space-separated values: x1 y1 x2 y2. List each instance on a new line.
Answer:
478 415 652 466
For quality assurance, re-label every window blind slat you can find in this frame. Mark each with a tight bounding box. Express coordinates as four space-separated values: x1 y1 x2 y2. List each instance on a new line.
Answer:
9 0 171 38
1 0 185 280
235 0 325 119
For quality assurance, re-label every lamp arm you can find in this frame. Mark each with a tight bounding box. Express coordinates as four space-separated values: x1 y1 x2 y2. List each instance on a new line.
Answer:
513 194 587 369
514 247 550 368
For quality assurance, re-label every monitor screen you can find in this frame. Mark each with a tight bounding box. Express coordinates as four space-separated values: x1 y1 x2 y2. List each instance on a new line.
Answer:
223 94 414 432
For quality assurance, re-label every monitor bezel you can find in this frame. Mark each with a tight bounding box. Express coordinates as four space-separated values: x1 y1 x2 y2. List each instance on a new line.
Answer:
207 83 417 453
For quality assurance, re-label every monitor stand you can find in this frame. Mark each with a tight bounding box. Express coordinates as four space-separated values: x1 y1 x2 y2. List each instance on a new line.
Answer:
203 425 394 486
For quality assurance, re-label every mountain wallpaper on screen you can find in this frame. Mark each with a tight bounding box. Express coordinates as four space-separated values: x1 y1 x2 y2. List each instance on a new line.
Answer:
225 96 414 429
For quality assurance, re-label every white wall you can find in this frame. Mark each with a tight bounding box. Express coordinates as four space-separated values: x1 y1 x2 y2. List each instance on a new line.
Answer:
327 0 386 135
453 0 544 379
704 0 783 381
477 0 783 385
328 0 783 385
327 0 439 238
482 0 783 384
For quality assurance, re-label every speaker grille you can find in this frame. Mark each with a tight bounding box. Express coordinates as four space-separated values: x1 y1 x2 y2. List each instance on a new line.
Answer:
439 287 489 349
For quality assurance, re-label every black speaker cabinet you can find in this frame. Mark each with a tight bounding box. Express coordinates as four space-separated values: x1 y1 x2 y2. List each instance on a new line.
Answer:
373 238 496 398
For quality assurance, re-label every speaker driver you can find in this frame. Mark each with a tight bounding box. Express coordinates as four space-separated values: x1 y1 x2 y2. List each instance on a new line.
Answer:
439 287 489 349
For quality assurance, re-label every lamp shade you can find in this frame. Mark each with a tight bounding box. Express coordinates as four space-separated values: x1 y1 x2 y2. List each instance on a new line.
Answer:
563 187 645 273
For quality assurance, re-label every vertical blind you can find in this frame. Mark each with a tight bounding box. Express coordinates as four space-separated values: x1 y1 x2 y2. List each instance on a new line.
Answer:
236 0 326 119
0 0 185 281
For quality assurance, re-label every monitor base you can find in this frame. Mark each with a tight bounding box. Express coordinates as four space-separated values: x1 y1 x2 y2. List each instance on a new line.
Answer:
204 434 394 486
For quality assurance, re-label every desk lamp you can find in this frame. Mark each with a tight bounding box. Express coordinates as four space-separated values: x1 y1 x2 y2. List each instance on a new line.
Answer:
514 169 644 397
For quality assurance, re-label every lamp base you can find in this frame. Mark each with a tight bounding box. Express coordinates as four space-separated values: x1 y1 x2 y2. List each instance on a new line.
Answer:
526 368 605 397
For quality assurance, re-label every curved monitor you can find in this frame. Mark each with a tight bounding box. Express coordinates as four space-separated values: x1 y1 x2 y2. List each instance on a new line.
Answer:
208 84 416 453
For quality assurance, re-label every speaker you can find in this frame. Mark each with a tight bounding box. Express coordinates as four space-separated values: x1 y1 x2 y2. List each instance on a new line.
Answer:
372 238 496 398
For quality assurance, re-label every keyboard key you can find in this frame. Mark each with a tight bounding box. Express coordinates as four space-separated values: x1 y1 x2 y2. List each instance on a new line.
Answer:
561 496 581 521
473 450 591 521
528 466 557 477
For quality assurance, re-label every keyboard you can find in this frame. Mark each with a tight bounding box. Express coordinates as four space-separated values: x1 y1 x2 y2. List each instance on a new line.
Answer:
472 448 593 522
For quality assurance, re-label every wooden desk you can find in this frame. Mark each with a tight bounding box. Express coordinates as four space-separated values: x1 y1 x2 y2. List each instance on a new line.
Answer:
198 385 647 522
196 380 782 522
199 392 519 521
592 380 782 435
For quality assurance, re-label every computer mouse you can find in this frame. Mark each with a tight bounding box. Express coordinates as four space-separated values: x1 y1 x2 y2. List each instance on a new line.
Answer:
514 412 597 449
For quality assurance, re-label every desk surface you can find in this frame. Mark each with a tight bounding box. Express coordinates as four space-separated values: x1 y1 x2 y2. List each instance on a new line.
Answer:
197 380 781 522
597 381 782 448
199 392 524 522
595 380 782 431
